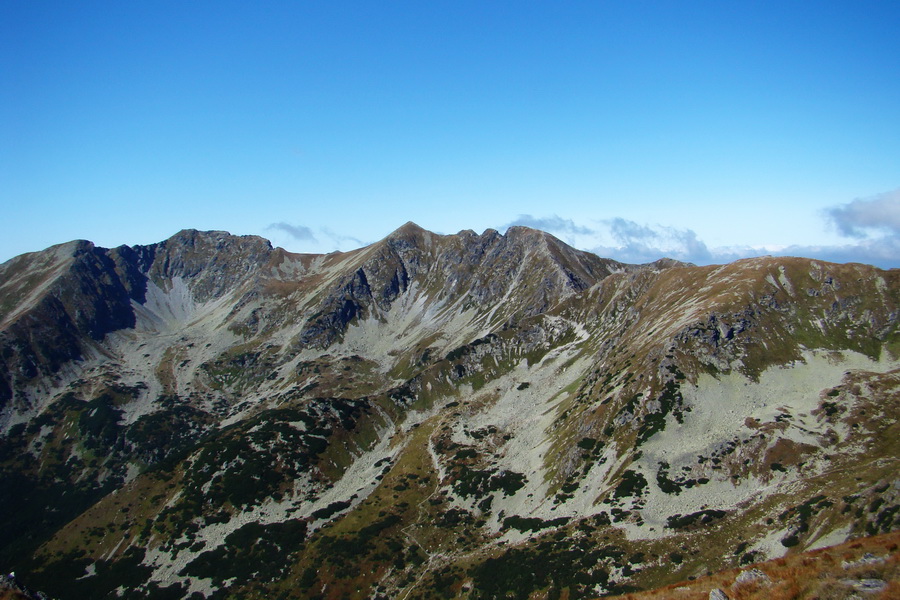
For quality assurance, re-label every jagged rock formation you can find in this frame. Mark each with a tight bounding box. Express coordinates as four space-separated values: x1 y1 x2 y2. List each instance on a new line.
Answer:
0 223 898 600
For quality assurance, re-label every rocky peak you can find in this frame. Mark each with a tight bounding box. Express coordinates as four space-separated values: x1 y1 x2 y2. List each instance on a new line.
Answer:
389 220 427 238
503 225 545 239
142 229 274 301
56 239 96 257
291 224 626 348
378 221 432 256
500 225 556 254
641 257 691 270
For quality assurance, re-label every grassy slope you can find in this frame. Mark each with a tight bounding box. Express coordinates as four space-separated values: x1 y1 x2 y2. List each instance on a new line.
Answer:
606 529 900 600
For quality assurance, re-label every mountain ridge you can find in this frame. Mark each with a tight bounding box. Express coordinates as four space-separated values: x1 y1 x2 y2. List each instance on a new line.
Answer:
0 223 897 600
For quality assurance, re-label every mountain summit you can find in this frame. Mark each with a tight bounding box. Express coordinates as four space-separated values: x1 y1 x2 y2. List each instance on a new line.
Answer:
0 225 898 600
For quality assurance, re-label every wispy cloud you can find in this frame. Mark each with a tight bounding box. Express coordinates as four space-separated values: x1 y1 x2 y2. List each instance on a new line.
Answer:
265 193 900 269
500 215 739 265
775 238 900 268
496 195 900 268
826 189 900 238
262 222 370 254
797 189 900 268
591 212 899 268
266 222 317 242
503 214 595 236
320 227 365 249
593 218 721 265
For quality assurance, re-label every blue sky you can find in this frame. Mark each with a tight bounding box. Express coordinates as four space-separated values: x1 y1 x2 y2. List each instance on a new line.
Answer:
2 1 899 267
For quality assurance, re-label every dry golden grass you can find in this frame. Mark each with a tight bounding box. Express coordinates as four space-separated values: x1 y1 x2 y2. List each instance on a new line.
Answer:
607 530 900 600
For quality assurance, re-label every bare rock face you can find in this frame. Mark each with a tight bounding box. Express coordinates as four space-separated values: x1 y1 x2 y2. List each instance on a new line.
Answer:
0 230 273 408
296 223 621 348
141 229 274 301
0 241 138 407
0 223 898 600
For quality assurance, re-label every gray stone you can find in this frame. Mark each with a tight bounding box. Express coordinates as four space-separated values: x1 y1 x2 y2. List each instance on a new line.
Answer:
842 553 886 570
709 588 729 600
841 579 887 593
734 568 771 585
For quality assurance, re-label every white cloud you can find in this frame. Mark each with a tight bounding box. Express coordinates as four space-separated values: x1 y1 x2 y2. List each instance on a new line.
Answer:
500 215 741 265
774 237 900 268
266 222 317 242
603 218 716 264
262 222 369 255
496 199 900 268
264 195 900 270
798 189 900 267
320 227 365 249
827 189 900 238
503 214 595 236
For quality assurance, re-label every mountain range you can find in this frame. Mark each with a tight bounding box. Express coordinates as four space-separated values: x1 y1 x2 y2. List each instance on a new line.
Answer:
0 223 897 599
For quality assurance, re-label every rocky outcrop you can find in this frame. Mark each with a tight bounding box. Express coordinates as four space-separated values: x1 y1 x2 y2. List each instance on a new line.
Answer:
0 242 139 405
141 229 274 301
297 223 624 348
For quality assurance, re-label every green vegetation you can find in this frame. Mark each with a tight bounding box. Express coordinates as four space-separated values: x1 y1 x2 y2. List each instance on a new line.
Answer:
452 465 526 498
502 515 571 532
665 510 728 529
636 378 687 446
614 469 648 498
29 547 160 600
778 495 835 546
181 519 308 586
468 537 638 600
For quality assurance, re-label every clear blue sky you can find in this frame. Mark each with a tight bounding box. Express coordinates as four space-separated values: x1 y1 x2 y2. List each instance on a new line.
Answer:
2 1 899 267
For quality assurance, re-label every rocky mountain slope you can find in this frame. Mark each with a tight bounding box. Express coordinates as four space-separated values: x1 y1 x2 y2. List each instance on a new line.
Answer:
0 223 897 599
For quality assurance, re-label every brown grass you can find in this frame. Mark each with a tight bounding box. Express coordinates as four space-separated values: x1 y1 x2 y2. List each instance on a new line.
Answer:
604 530 900 600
